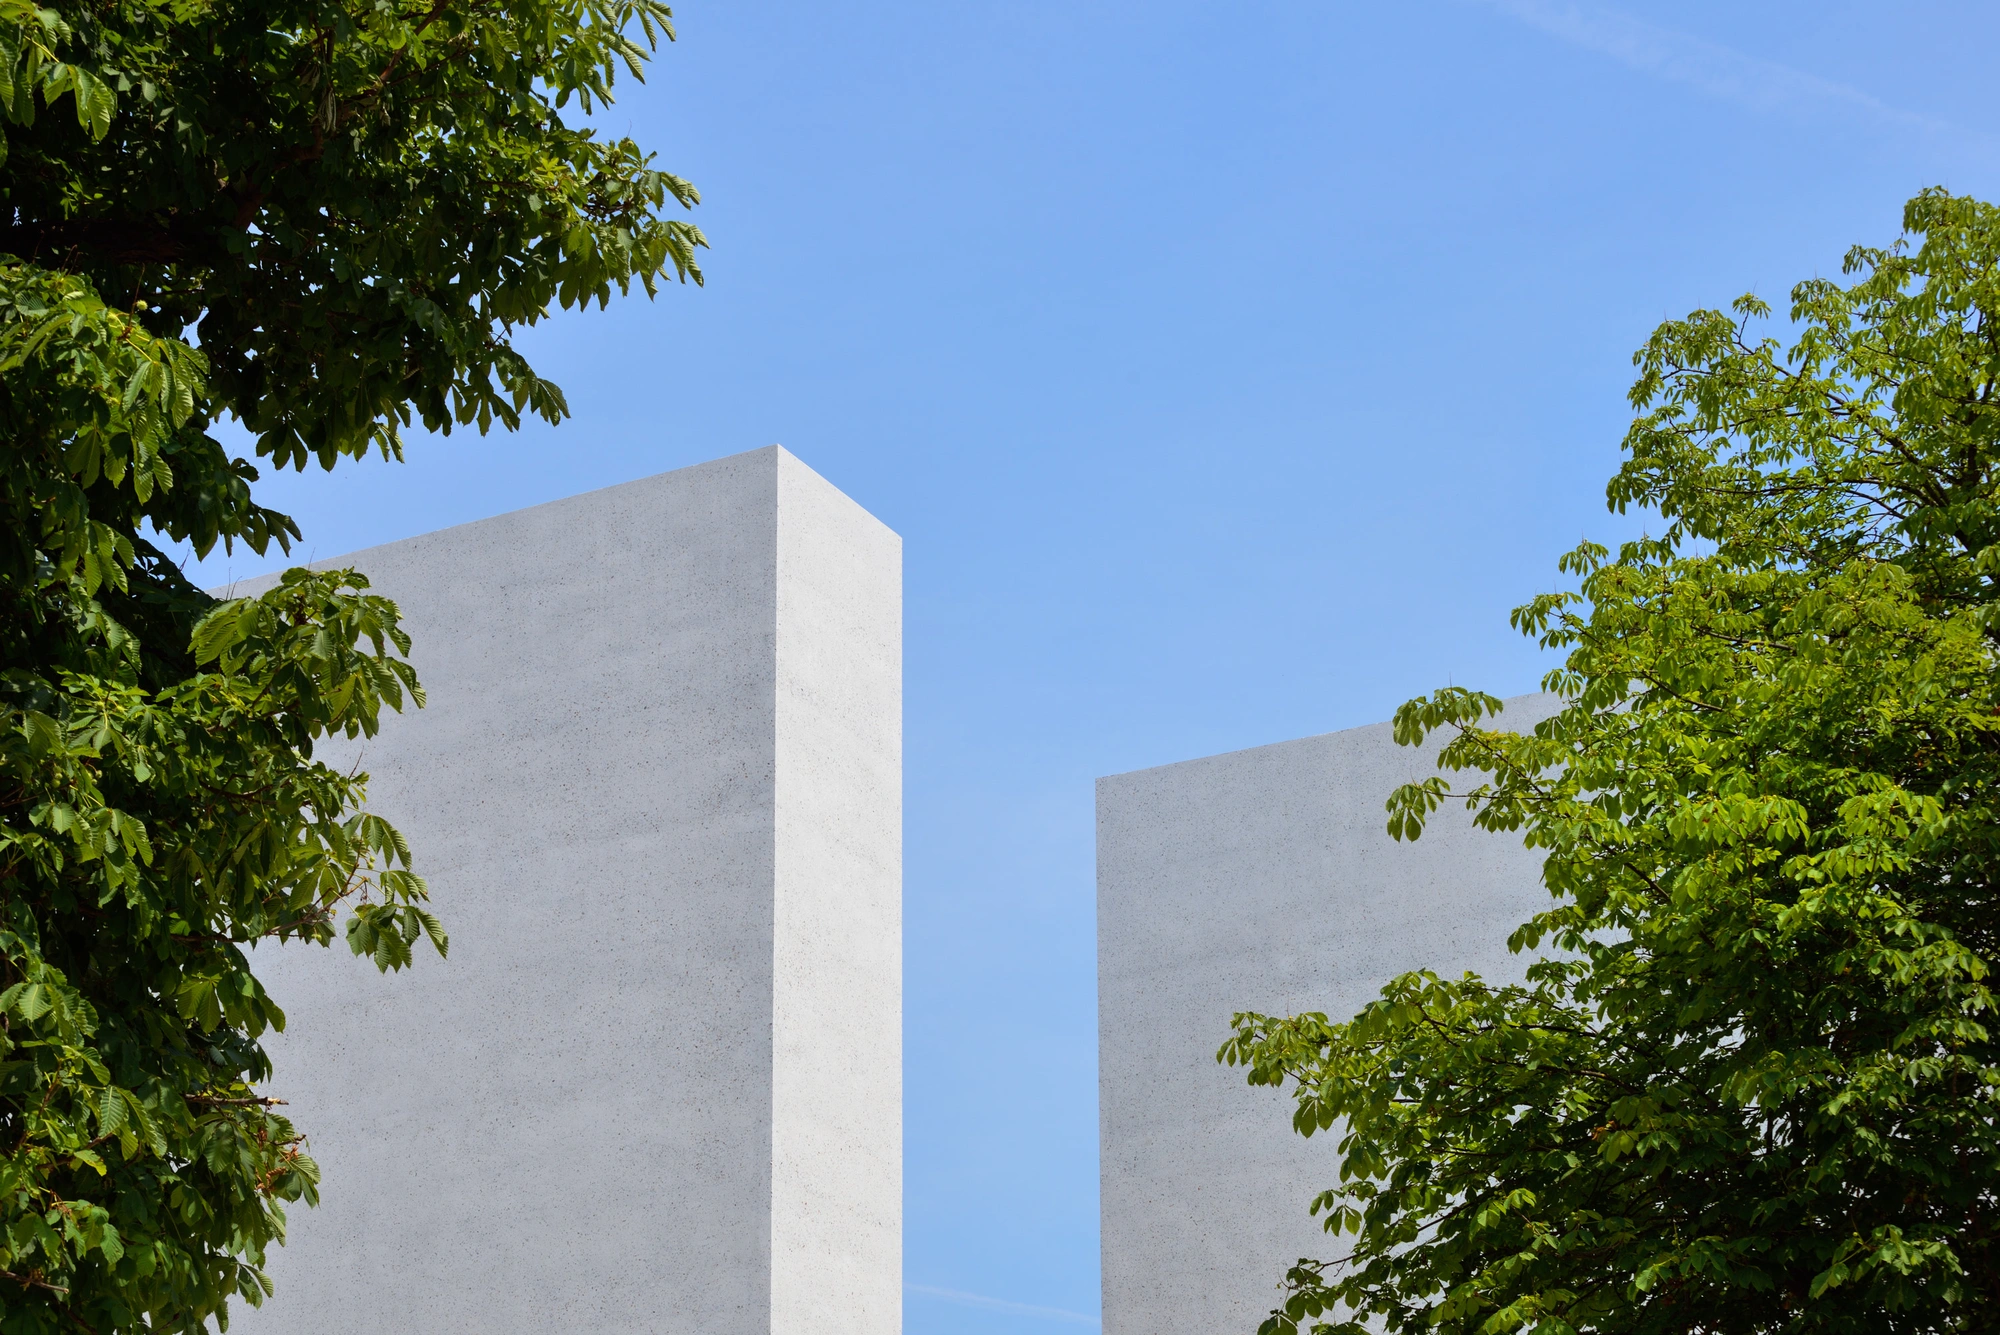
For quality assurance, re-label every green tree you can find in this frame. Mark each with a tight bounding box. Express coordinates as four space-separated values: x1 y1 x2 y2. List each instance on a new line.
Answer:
1221 189 2000 1334
0 1 702 1329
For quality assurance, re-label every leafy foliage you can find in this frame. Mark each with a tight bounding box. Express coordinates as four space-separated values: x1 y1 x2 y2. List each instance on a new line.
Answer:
1221 190 2000 1334
0 0 703 466
0 0 699 1328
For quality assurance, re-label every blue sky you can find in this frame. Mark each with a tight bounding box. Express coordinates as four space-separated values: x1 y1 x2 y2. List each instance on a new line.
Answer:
183 3 2000 1328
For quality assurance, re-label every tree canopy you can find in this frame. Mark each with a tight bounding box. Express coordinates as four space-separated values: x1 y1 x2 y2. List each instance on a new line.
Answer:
1222 189 2000 1334
0 1 702 1329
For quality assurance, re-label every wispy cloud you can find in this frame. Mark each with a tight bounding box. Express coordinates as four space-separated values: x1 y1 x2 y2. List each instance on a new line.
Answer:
906 1282 1102 1326
1470 0 1963 141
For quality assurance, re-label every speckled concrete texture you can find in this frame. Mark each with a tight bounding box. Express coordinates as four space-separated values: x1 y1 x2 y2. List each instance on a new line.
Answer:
1096 695 1560 1335
771 455 903 1334
229 446 901 1335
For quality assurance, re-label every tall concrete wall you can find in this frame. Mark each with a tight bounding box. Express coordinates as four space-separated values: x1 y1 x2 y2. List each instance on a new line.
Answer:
1096 696 1558 1335
231 447 901 1335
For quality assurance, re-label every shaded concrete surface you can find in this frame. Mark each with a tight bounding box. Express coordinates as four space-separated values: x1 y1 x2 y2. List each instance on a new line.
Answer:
1097 695 1560 1335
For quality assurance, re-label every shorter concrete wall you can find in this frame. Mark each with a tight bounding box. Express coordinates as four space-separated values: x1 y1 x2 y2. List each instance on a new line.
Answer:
1096 695 1558 1335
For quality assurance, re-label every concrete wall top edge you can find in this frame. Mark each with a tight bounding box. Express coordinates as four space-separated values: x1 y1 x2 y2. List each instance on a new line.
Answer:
1096 690 1560 789
212 444 897 598
772 446 903 551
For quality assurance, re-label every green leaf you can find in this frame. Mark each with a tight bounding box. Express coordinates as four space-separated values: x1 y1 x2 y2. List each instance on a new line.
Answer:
97 1084 127 1136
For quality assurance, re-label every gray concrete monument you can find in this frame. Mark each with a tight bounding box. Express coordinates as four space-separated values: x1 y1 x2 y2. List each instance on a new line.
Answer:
1096 695 1558 1335
232 446 902 1335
